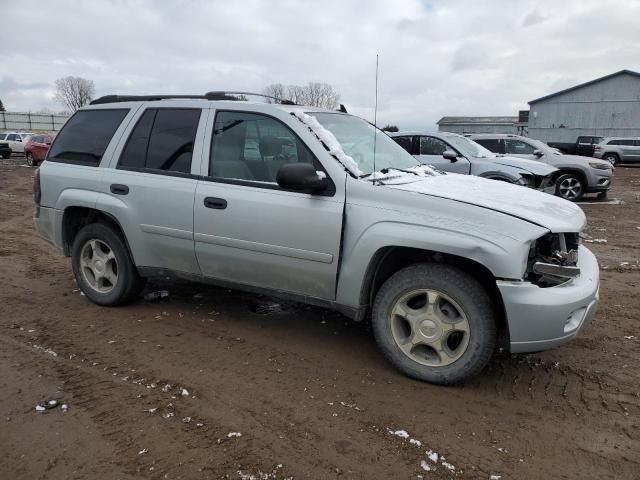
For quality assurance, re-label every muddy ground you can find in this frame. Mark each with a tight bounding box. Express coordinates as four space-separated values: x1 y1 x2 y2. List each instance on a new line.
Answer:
1 159 638 480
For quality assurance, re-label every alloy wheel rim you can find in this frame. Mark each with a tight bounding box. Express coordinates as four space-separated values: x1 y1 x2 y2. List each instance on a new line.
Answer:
79 239 118 293
390 289 470 367
559 177 582 200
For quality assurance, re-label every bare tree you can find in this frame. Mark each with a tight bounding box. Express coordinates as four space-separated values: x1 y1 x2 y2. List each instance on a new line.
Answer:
263 83 286 103
54 76 95 112
262 82 340 108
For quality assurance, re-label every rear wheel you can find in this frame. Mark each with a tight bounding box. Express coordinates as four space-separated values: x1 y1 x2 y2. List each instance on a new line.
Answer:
26 153 37 166
372 263 496 385
71 223 144 306
555 173 584 201
603 153 619 166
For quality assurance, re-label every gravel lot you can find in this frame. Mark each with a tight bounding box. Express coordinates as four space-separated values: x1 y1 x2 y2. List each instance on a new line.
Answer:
1 159 638 479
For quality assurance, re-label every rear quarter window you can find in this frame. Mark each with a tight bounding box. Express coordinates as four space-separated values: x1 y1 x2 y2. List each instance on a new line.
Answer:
47 109 129 166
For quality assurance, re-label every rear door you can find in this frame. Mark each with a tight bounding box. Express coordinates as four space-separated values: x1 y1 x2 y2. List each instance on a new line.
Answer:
99 105 206 274
415 136 470 173
193 109 344 300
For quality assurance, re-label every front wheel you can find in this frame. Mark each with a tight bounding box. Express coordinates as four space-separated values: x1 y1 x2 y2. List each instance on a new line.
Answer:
71 223 144 306
372 263 496 385
555 173 584 201
26 153 37 166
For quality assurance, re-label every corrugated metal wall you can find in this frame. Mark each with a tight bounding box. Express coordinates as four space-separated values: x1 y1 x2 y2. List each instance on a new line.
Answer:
0 112 70 132
438 123 519 134
528 73 640 143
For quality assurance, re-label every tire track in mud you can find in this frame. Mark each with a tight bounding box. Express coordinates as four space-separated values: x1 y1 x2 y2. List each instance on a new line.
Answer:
486 354 640 418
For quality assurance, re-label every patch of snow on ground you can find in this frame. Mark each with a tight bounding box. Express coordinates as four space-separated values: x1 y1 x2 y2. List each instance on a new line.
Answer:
32 344 58 357
388 429 410 439
426 449 438 463
227 431 242 438
420 460 432 471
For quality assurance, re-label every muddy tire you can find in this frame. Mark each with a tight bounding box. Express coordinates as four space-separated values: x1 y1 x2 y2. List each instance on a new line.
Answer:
555 173 584 202
71 223 144 306
372 263 496 385
26 153 37 167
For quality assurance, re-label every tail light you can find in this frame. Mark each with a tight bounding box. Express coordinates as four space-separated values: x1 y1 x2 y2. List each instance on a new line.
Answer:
594 145 601 152
33 168 41 205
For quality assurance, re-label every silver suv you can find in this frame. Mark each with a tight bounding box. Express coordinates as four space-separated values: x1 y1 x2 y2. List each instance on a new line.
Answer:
468 134 613 202
390 131 556 192
593 137 640 165
34 94 599 385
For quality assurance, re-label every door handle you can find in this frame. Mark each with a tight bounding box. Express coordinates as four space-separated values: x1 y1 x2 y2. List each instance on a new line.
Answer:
204 197 227 209
110 184 129 195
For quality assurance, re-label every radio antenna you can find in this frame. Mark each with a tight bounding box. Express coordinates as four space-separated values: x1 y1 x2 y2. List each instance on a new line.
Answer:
372 54 379 184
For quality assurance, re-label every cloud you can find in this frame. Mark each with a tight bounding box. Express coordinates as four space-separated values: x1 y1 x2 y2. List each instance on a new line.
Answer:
0 0 638 129
522 9 547 27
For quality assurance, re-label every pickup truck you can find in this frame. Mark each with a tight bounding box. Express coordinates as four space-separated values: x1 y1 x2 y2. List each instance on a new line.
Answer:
547 136 604 157
34 94 600 385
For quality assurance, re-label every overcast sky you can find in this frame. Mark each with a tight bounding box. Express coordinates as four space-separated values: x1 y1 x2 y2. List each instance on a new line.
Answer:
1 0 639 130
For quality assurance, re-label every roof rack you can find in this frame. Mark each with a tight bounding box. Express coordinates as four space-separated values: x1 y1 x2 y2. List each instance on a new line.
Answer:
90 91 297 106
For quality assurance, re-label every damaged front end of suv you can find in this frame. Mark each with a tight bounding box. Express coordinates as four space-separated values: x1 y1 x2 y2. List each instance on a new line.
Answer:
527 232 582 287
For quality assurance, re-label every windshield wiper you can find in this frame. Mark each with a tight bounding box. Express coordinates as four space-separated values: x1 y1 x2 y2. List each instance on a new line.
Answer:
360 167 420 179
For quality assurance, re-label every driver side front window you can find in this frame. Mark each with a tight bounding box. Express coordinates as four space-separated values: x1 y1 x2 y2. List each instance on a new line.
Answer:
505 139 536 155
210 111 316 183
420 136 448 155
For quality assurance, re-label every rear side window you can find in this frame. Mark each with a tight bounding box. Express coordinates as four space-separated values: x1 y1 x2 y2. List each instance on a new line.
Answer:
118 108 201 175
393 136 413 154
608 139 634 146
47 109 128 166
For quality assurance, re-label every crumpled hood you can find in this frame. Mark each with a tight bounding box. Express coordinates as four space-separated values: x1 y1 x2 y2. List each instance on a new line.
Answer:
490 155 557 175
383 173 585 232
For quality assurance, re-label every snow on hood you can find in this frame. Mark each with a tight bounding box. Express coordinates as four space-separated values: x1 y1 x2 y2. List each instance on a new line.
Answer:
291 111 364 176
490 155 556 176
381 173 585 232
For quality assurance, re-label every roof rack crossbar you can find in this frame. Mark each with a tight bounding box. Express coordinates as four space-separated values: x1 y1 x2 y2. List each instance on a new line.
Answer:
204 91 297 105
90 92 298 105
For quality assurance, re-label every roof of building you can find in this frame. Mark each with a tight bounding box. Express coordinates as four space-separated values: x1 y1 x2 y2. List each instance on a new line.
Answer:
529 69 640 105
436 116 518 126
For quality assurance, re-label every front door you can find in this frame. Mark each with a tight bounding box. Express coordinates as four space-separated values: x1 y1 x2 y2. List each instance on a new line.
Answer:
415 136 471 174
193 110 344 300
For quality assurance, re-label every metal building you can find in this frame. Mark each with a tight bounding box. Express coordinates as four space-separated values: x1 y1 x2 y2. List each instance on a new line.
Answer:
528 70 640 143
437 116 522 134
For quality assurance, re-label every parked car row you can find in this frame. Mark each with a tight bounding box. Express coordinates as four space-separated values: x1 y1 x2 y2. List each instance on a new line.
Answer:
0 131 55 165
390 131 612 202
466 134 612 202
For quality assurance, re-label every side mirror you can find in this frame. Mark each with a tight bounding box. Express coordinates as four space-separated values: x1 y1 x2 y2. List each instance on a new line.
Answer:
276 163 328 193
442 150 458 162
533 149 544 157
45 139 52 145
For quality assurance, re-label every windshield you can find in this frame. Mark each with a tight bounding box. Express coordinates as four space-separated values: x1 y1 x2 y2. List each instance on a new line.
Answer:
444 135 495 158
527 138 561 155
309 113 420 175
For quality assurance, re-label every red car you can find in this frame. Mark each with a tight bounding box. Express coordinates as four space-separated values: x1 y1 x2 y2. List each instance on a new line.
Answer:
24 133 55 166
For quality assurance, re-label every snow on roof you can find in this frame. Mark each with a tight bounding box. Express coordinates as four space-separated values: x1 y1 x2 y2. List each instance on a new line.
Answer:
291 111 364 177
